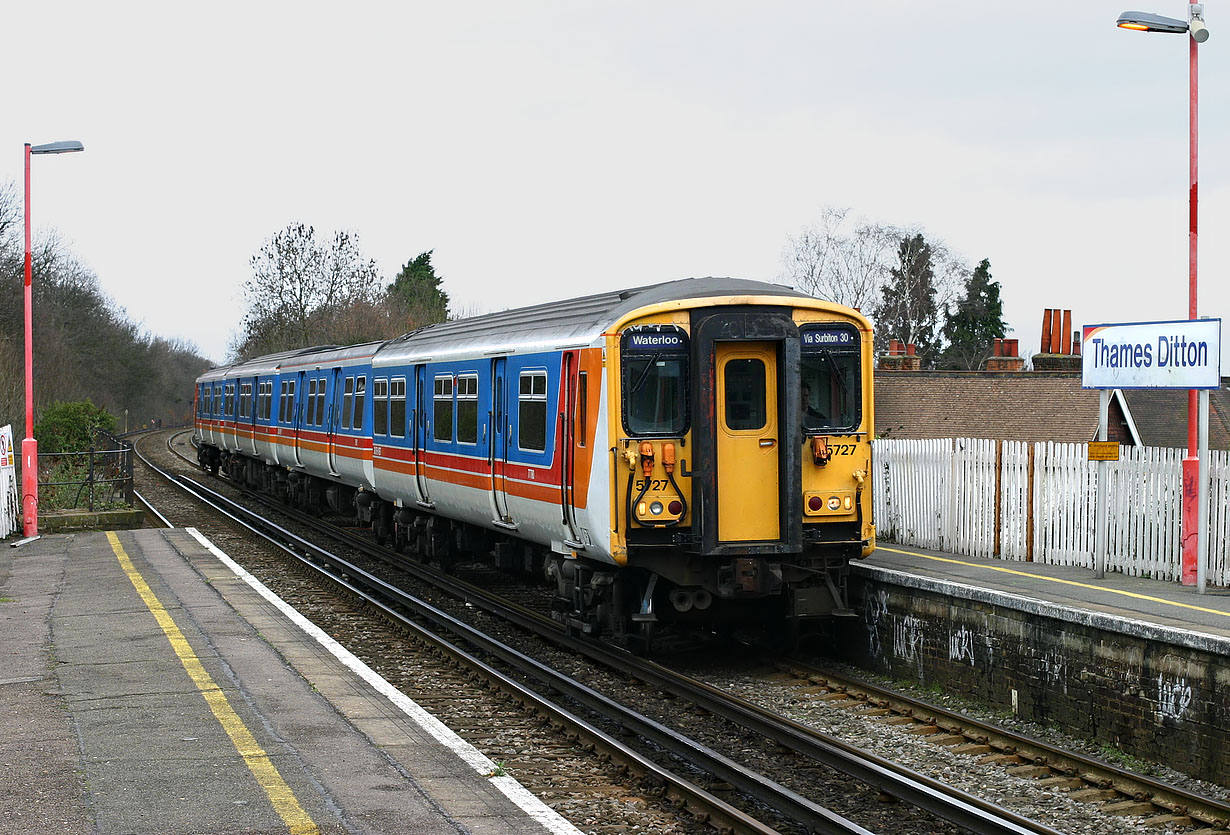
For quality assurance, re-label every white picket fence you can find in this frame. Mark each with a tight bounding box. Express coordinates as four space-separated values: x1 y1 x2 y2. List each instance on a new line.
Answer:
1 426 20 539
873 437 1230 586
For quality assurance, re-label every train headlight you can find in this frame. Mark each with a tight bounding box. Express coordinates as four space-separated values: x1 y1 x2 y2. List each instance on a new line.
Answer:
650 501 664 515
827 496 841 511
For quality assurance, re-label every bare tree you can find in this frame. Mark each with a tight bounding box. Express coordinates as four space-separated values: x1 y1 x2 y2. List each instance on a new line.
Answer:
235 223 383 359
780 207 900 311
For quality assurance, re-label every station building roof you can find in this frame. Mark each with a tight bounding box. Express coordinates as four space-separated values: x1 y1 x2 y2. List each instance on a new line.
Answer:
873 371 1140 446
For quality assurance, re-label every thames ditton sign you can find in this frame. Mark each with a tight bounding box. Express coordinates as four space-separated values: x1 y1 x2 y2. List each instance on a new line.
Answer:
1081 319 1222 390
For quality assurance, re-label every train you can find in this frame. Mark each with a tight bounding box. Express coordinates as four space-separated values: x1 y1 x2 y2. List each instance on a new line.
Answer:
193 277 875 647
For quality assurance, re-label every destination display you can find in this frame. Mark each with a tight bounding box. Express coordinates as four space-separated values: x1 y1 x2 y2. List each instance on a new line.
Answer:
801 326 858 351
1082 319 1221 389
623 328 687 353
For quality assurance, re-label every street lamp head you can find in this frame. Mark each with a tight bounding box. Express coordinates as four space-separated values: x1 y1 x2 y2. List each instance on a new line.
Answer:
29 140 84 155
1117 10 1190 33
1117 8 1210 40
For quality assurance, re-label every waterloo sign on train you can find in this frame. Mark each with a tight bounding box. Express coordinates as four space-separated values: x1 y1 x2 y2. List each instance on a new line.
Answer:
1081 319 1222 389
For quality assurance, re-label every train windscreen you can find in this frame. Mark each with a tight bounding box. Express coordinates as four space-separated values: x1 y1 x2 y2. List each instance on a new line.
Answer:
800 324 861 433
622 327 689 436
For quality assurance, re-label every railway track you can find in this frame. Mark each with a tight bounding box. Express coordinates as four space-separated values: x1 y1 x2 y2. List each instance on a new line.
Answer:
134 429 1220 835
748 662 1230 833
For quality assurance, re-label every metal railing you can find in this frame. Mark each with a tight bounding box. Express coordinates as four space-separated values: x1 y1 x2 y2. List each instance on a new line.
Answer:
34 430 134 512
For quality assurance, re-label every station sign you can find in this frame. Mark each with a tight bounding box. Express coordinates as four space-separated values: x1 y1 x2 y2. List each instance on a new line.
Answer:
1087 441 1120 462
1081 319 1221 389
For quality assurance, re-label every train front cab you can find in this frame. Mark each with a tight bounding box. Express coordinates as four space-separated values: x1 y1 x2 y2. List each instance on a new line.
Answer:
609 300 874 637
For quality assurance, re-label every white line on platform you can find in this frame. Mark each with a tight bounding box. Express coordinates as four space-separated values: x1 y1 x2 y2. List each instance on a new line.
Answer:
184 526 582 835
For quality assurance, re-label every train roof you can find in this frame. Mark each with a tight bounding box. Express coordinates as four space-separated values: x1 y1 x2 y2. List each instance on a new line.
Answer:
196 345 340 383
373 277 816 365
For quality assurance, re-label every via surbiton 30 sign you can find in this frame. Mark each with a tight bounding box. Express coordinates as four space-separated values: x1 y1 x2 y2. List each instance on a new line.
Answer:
1082 319 1221 389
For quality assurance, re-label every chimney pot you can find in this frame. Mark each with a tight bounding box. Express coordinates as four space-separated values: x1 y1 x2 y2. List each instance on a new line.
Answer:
1006 338 1018 358
906 343 916 357
1049 309 1063 353
1041 309 1053 354
992 338 1003 357
1061 310 1073 355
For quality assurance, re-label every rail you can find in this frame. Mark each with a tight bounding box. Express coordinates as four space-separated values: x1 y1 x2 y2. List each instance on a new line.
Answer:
150 432 1061 835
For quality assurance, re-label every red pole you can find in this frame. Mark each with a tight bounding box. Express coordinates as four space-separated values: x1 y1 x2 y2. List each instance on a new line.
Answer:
21 143 39 538
1181 27 1199 584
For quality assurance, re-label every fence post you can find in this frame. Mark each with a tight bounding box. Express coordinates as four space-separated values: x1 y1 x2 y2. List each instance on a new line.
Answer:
1026 443 1036 562
124 440 134 505
87 447 96 512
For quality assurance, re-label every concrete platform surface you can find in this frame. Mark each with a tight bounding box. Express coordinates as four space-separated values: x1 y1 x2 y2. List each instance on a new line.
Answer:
1 528 581 835
859 542 1230 653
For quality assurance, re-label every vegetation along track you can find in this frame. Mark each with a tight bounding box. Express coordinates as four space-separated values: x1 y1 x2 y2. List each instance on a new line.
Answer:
135 429 1217 835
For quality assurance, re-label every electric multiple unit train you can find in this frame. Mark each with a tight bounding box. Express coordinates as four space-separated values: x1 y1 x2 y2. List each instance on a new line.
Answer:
194 277 875 644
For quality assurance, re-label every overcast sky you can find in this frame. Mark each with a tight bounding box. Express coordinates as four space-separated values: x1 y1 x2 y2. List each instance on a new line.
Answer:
5 1 1229 371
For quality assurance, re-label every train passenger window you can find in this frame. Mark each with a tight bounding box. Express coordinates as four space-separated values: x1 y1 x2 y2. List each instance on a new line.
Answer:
353 377 366 431
434 376 454 442
621 327 688 437
723 359 767 431
374 378 389 436
390 378 407 438
518 371 547 452
306 379 318 426
341 377 354 430
800 324 861 432
239 383 252 419
457 375 478 444
225 384 235 418
212 387 221 417
286 381 296 423
314 378 326 426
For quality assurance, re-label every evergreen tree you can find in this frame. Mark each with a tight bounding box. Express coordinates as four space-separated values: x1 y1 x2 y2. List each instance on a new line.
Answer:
873 234 941 364
387 250 449 328
940 258 1007 370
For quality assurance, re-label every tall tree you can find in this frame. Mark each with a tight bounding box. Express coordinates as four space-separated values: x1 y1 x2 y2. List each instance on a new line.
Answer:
874 234 943 364
940 258 1008 370
387 250 449 329
235 223 383 359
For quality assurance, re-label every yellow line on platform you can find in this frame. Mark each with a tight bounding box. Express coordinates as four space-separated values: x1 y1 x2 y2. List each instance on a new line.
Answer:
106 532 319 835
878 545 1230 620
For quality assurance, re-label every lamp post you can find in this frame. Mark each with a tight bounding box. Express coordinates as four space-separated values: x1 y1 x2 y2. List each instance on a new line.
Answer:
1117 6 1208 585
22 139 84 539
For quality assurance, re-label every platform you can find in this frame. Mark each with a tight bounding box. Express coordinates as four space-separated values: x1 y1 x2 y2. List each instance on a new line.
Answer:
0 527 581 835
858 542 1230 652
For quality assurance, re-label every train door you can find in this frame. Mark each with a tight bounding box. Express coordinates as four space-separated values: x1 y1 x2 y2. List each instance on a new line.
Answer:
560 351 581 545
715 342 780 541
326 367 342 476
413 365 432 506
489 357 513 527
292 370 306 467
247 375 260 457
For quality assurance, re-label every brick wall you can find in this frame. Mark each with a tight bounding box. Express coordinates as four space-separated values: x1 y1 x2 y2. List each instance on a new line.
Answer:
835 570 1229 784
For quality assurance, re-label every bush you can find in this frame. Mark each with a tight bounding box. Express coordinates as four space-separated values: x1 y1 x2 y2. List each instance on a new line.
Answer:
34 400 117 454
